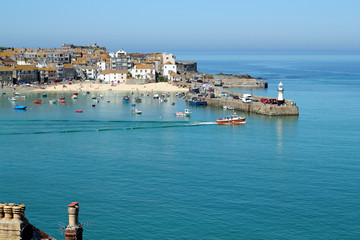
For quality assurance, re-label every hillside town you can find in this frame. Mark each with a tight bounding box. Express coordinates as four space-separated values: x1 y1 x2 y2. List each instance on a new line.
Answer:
0 43 199 87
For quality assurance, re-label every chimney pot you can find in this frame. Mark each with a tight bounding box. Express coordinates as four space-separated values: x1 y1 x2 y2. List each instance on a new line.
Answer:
0 203 5 219
12 205 22 221
4 205 13 220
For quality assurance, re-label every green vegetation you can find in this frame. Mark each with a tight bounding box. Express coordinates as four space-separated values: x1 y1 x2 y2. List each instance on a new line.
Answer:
0 47 11 53
158 76 168 82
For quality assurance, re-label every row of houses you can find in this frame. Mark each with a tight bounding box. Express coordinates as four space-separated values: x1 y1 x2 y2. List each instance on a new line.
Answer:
0 43 197 86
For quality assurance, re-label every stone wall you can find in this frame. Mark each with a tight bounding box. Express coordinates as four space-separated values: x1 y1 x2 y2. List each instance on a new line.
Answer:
176 61 197 74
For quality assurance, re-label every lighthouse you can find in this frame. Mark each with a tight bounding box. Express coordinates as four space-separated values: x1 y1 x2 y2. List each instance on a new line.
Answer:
278 82 284 104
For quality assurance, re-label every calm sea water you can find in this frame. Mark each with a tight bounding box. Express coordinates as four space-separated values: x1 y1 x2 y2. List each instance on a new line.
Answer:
1 52 360 239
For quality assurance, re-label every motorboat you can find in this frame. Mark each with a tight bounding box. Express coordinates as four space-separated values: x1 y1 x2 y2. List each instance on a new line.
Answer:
60 96 65 100
91 95 97 99
73 92 79 95
153 93 159 99
33 100 42 104
9 97 16 101
189 97 207 106
14 105 27 110
131 109 142 114
49 99 57 104
216 114 246 125
60 100 66 104
42 93 47 97
135 97 142 103
175 109 191 117
76 110 83 113
14 92 20 96
71 95 78 99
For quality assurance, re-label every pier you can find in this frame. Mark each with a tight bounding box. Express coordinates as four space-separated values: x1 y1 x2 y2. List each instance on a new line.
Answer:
186 92 299 116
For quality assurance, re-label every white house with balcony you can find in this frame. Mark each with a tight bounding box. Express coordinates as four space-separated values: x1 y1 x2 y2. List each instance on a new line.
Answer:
98 69 127 84
130 64 156 81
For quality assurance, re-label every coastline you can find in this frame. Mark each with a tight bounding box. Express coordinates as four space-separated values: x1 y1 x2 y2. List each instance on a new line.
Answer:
3 82 189 93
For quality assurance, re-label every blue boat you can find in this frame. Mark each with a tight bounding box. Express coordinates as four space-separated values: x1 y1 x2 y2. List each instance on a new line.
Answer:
14 105 27 110
189 97 207 106
123 96 130 103
42 93 47 97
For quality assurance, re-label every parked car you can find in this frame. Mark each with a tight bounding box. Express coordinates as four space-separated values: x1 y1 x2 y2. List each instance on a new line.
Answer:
261 98 269 104
242 94 252 103
233 95 240 99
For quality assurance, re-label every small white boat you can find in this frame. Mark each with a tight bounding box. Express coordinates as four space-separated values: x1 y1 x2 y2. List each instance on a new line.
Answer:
227 106 234 110
71 95 78 99
223 105 228 109
153 93 159 99
14 92 20 96
9 97 16 101
49 99 57 104
175 109 191 117
131 109 142 114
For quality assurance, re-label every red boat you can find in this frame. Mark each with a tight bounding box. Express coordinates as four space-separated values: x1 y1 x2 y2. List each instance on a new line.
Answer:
33 100 42 104
216 114 246 125
76 110 83 113
60 100 66 103
59 96 65 100
73 92 78 95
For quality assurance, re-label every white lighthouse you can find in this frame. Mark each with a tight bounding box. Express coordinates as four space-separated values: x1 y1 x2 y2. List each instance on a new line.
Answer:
278 82 284 103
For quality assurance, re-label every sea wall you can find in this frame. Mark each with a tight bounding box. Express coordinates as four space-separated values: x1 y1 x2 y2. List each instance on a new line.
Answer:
187 93 299 116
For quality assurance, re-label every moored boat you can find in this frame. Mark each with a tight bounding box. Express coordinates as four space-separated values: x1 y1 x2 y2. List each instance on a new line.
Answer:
33 100 42 104
60 100 66 104
49 99 57 104
9 97 16 101
14 105 27 110
189 97 207 106
175 109 191 117
60 96 65 100
135 97 142 103
131 109 142 114
153 93 159 99
71 95 78 99
123 96 130 103
42 93 47 97
76 110 83 113
216 114 246 125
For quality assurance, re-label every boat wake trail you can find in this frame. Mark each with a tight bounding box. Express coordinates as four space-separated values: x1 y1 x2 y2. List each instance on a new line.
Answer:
0 120 216 136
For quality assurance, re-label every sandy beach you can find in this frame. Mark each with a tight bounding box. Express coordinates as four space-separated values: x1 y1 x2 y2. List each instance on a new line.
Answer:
29 82 188 93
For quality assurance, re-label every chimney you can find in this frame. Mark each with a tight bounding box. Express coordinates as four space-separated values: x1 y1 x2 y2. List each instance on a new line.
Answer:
0 203 31 240
65 202 83 240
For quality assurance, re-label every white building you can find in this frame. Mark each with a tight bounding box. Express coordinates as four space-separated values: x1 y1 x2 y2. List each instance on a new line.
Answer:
163 62 177 79
96 59 109 71
168 70 181 81
84 66 100 80
130 64 156 81
98 69 127 84
162 53 175 65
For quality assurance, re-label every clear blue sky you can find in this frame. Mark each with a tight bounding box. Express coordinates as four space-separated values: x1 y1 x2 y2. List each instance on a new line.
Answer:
1 0 359 52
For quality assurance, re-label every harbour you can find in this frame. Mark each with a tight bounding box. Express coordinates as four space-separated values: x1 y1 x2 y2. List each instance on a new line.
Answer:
1 51 359 239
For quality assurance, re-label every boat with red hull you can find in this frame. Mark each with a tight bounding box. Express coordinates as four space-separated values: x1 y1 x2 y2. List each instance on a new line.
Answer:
216 114 246 125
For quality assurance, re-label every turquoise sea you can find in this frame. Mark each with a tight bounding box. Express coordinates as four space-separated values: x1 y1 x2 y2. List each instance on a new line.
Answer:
1 52 360 239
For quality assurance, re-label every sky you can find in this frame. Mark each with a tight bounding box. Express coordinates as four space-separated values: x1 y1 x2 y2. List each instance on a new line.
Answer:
1 0 359 52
